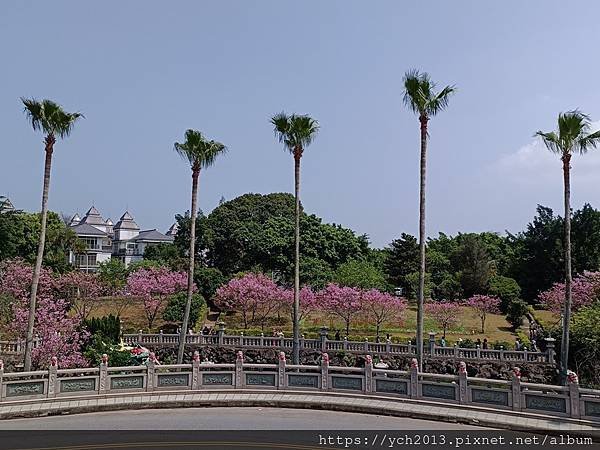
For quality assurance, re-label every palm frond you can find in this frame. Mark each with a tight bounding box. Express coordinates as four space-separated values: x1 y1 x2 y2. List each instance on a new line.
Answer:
536 110 600 156
174 129 226 170
535 131 562 154
271 112 319 153
21 97 83 138
402 70 455 118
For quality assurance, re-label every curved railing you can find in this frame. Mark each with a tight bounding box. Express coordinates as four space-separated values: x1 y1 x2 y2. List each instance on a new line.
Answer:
121 331 555 364
0 352 596 423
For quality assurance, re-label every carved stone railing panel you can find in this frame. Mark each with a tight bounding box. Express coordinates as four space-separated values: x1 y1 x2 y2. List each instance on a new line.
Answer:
421 383 456 400
524 394 567 414
470 388 509 406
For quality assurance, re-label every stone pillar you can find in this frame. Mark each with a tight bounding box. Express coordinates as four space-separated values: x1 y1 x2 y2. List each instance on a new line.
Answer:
235 351 244 389
278 351 287 390
386 338 391 354
567 370 580 419
343 337 348 351
458 361 468 404
321 353 329 391
159 329 164 344
217 321 225 346
363 337 369 353
499 346 505 361
428 332 436 355
137 329 143 343
47 356 58 398
319 327 329 352
146 352 157 392
0 359 4 402
511 367 522 411
192 351 200 390
300 334 305 350
364 355 373 393
476 345 481 359
99 354 108 394
545 337 556 363
409 358 419 398
260 333 264 347
408 340 413 355
453 343 458 358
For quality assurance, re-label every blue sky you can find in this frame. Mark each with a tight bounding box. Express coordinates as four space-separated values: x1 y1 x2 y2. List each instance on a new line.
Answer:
2 1 600 247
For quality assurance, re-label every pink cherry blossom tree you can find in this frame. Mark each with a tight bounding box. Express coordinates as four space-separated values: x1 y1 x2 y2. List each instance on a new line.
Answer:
213 272 283 330
362 289 407 340
0 259 87 368
280 285 318 324
425 300 461 338
318 283 364 337
465 294 501 333
538 271 600 315
125 267 189 330
55 271 105 320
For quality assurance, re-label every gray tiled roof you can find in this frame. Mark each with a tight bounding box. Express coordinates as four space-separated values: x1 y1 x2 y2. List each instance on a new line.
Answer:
114 211 139 230
131 229 174 242
70 223 108 237
80 205 106 226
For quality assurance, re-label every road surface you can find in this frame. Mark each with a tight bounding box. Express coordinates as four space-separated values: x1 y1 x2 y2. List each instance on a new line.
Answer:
0 407 482 429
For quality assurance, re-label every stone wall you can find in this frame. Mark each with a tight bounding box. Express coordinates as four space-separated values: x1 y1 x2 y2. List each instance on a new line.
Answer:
152 346 558 384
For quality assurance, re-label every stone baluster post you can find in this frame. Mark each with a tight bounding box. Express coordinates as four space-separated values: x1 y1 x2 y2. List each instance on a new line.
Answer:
137 329 143 344
99 354 108 394
321 353 329 391
476 345 481 359
260 333 264 348
364 355 373 393
343 337 348 351
235 351 244 389
499 346 505 361
0 359 3 402
217 321 225 346
146 352 157 392
567 370 580 419
409 358 419 398
408 340 413 355
453 343 458 358
159 329 164 344
47 356 58 398
300 334 305 350
192 351 200 390
458 361 468 404
428 332 436 355
363 337 369 353
511 367 522 411
386 338 391 354
545 337 556 364
319 326 329 352
278 351 287 390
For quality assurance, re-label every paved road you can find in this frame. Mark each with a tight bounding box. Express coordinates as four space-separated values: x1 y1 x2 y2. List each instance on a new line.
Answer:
0 407 482 430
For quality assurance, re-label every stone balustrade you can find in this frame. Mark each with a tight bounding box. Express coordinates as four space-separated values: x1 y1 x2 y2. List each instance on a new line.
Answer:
0 338 41 356
0 351 597 423
121 327 556 365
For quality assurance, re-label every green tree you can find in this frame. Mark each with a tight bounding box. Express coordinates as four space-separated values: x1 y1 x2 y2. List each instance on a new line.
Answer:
489 275 521 311
535 110 600 382
452 234 494 297
384 233 419 295
506 298 529 330
143 243 185 270
193 267 227 301
97 259 128 294
21 98 83 371
403 70 455 369
271 112 319 364
173 129 227 364
334 259 388 290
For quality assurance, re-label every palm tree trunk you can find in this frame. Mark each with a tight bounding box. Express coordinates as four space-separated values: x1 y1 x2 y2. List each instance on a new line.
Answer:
177 167 200 364
561 154 572 384
292 149 302 365
416 116 428 371
24 134 55 371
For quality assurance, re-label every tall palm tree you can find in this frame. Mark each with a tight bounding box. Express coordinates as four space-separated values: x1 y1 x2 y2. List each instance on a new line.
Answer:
535 111 600 383
271 112 319 365
174 129 227 364
21 98 83 371
402 70 455 370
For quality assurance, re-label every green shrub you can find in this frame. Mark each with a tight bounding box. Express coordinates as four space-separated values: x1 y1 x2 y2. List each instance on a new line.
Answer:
84 314 121 343
489 275 521 312
83 334 131 366
162 292 205 326
506 298 529 330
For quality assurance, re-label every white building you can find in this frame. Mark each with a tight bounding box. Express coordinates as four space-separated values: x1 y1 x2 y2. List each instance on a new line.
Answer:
69 206 176 272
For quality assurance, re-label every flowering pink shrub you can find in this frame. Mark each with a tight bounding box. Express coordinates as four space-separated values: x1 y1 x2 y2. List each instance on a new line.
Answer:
125 267 189 329
362 290 407 340
213 273 283 330
465 295 501 333
538 271 600 314
317 283 364 337
425 301 461 338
